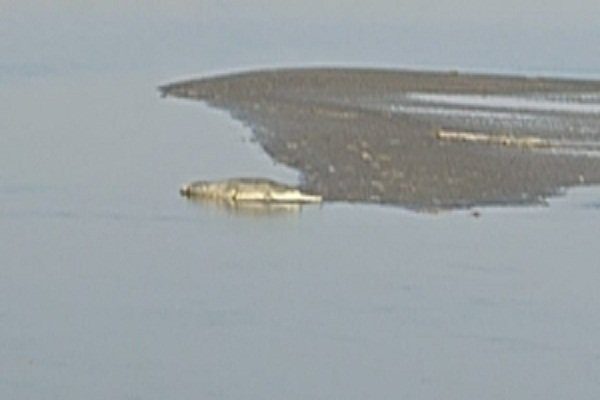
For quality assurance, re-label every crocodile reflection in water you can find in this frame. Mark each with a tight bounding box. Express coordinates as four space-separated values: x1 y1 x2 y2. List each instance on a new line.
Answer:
183 195 304 217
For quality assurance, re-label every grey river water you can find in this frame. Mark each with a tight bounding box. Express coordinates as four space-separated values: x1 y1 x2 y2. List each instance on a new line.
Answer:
2 2 600 399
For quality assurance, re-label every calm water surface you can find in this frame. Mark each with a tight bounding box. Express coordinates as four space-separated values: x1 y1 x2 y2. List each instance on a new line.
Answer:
2 2 600 399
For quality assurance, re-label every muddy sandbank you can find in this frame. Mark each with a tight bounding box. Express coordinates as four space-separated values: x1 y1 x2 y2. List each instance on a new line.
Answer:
160 68 600 210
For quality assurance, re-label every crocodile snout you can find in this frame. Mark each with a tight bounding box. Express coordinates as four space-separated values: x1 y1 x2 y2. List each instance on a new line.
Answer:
179 184 191 196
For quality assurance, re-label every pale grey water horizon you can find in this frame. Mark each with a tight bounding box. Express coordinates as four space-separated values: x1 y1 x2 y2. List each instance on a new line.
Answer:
2 2 600 399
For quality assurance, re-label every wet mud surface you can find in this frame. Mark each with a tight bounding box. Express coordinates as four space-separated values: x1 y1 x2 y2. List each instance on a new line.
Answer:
161 68 600 210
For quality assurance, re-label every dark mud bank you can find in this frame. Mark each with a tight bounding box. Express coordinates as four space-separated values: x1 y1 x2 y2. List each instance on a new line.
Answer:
160 68 600 210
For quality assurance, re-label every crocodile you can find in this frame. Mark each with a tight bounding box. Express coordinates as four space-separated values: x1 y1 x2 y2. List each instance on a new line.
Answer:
180 178 322 204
